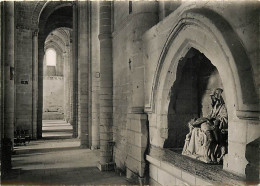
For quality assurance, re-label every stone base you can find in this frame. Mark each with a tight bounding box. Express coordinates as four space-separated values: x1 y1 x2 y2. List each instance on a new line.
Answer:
91 145 99 150
126 168 148 185
97 161 115 171
148 146 245 185
80 144 89 149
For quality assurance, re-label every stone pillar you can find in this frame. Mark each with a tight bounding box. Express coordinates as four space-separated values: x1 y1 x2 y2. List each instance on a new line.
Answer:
90 1 100 150
32 30 38 139
37 45 44 139
126 1 158 183
78 1 90 148
97 1 115 171
158 1 166 21
63 50 69 121
69 38 73 125
72 2 78 137
3 1 15 143
56 53 62 76
0 2 3 142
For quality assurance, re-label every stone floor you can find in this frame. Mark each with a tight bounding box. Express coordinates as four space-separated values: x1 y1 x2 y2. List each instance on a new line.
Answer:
1 120 130 185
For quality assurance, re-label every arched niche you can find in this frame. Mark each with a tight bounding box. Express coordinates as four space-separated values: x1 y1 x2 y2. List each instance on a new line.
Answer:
148 10 258 146
145 8 258 176
148 9 258 120
164 48 224 149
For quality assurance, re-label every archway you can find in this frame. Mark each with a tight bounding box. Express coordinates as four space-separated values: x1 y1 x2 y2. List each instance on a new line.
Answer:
42 27 73 139
37 3 74 139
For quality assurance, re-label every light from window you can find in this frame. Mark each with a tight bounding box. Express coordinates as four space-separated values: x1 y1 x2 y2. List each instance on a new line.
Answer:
46 48 57 66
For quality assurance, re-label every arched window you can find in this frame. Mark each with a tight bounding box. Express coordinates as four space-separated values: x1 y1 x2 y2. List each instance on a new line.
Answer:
46 48 57 66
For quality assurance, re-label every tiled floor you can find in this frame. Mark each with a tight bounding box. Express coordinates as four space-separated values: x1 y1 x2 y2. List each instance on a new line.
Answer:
2 120 129 185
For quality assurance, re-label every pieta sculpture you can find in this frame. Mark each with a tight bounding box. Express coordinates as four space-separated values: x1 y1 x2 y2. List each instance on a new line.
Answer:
182 88 228 164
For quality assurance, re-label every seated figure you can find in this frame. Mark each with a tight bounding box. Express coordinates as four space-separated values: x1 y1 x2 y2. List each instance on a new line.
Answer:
182 88 228 164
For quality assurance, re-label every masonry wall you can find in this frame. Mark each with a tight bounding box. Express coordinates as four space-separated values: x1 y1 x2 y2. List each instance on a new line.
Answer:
112 1 158 179
112 1 130 171
14 2 36 134
43 77 64 113
15 28 33 131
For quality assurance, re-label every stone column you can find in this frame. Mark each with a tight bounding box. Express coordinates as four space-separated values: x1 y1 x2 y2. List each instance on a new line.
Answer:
37 45 44 139
69 38 73 125
32 30 38 139
63 50 68 121
78 1 90 148
72 2 78 137
3 1 15 143
0 2 3 141
97 1 115 171
90 1 100 150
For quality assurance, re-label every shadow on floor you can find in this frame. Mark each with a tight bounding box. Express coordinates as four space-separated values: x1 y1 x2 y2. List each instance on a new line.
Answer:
42 136 73 140
2 167 130 185
14 146 80 155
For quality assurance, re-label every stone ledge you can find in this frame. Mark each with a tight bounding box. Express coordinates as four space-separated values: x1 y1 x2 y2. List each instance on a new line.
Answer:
127 113 147 120
147 146 246 185
97 161 115 171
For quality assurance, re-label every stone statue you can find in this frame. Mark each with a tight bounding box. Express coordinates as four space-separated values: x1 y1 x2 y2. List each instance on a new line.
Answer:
182 88 228 164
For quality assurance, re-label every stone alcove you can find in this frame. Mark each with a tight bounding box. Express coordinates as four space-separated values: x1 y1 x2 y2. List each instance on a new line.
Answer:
164 48 224 149
143 7 259 178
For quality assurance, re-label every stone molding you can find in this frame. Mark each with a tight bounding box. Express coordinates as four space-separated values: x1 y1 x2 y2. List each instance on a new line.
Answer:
16 24 34 31
98 33 112 41
43 76 64 80
131 107 144 114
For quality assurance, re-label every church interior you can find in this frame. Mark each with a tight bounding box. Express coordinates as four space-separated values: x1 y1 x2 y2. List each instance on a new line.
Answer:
0 0 259 185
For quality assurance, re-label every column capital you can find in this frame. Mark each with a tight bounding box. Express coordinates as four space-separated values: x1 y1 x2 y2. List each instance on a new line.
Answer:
33 29 39 37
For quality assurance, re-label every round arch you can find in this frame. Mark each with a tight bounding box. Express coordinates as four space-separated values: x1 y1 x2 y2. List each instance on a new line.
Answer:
36 2 73 139
32 1 73 30
44 42 63 54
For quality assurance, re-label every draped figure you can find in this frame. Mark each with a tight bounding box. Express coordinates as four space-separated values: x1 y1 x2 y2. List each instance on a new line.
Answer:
182 88 228 164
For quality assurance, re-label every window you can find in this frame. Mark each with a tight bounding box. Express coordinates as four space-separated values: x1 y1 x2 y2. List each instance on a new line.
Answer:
46 48 57 66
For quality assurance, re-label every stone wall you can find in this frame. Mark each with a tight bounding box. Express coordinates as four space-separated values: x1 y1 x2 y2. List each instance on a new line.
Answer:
14 2 37 135
112 1 158 180
15 28 33 131
112 3 129 170
43 76 64 113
